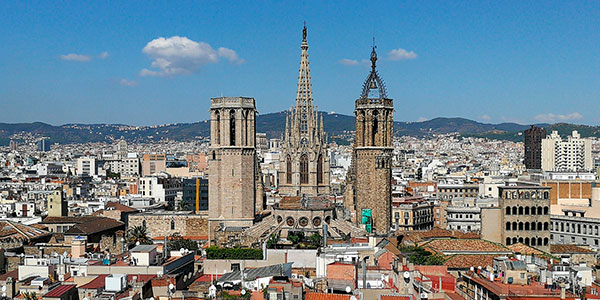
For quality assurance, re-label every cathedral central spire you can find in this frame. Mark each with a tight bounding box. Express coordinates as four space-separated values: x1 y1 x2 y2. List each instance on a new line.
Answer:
279 24 330 197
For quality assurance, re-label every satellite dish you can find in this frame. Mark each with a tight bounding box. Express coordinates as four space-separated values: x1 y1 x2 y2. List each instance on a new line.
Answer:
180 248 185 253
421 292 429 299
345 286 352 293
403 271 410 279
168 283 175 291
241 290 246 295
1 286 6 292
350 296 357 300
84 298 89 300
136 241 140 246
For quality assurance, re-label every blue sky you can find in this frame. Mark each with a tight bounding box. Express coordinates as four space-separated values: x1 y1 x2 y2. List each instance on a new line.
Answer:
1 1 599 125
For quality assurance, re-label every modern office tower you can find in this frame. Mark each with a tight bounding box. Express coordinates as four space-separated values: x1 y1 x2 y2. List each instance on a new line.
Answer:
524 125 546 170
542 130 592 172
278 25 330 197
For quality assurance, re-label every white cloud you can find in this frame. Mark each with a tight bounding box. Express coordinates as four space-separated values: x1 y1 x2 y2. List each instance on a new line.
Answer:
534 112 583 123
387 48 417 60
60 53 92 62
339 59 359 66
100 51 109 59
480 115 491 122
339 58 370 66
140 36 243 76
217 47 244 64
417 117 428 122
119 79 138 86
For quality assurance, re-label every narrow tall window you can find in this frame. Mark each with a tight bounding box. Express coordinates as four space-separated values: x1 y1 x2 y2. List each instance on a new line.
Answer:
170 220 175 230
286 156 292 184
229 110 236 146
300 154 308 184
215 111 221 144
317 155 323 184
372 110 379 146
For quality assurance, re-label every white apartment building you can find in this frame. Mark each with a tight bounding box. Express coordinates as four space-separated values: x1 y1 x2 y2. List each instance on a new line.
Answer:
139 175 182 205
542 130 592 172
76 157 96 176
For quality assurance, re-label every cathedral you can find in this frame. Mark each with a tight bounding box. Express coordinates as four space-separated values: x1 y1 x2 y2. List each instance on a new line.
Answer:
278 25 331 197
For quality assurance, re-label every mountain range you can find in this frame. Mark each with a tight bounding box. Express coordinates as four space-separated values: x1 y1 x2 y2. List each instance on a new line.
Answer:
2 112 600 146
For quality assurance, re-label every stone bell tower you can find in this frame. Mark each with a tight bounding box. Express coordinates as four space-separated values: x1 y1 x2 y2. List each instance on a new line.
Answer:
350 46 394 235
208 97 257 241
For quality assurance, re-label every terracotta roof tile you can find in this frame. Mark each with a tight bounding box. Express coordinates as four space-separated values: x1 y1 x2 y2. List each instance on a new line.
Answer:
551 244 595 254
424 239 508 254
44 284 76 297
305 292 351 300
444 255 497 269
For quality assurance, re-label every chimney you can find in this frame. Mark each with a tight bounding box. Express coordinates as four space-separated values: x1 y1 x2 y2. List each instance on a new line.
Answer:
560 283 566 300
323 224 328 247
164 235 169 257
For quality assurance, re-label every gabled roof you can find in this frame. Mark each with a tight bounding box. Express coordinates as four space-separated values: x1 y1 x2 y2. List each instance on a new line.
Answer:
79 274 108 289
64 217 124 235
0 220 50 242
106 201 137 212
44 284 76 297
305 292 351 300
551 244 595 254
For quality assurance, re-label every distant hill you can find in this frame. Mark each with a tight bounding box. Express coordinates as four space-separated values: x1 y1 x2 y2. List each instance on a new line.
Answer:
1 113 598 145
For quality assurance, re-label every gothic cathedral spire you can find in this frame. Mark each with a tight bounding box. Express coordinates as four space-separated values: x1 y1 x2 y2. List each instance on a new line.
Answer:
279 24 330 197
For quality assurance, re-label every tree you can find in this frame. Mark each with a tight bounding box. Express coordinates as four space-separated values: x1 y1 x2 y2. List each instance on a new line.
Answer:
22 292 37 300
287 231 304 244
308 232 323 248
266 232 280 249
127 225 153 248
167 233 199 252
177 200 190 211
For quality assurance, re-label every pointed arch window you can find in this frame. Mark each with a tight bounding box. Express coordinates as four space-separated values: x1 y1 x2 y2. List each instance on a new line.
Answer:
300 154 309 184
170 219 175 230
317 155 323 184
286 155 292 184
229 110 236 146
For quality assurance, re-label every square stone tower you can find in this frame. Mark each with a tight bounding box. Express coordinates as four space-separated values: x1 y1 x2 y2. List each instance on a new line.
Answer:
350 47 394 235
208 97 257 239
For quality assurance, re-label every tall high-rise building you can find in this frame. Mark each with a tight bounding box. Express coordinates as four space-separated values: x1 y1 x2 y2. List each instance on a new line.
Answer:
542 130 592 172
278 25 330 197
208 97 257 239
347 46 394 235
524 125 546 170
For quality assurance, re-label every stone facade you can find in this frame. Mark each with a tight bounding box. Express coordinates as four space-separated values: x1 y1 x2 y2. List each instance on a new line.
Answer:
208 97 257 241
500 185 551 251
348 46 394 235
128 212 208 238
278 26 330 197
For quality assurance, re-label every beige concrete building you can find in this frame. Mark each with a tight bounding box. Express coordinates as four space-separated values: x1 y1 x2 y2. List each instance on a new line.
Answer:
141 154 166 176
499 185 551 251
208 96 257 243
278 26 330 197
542 130 592 172
392 196 434 231
47 188 67 217
347 46 394 235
